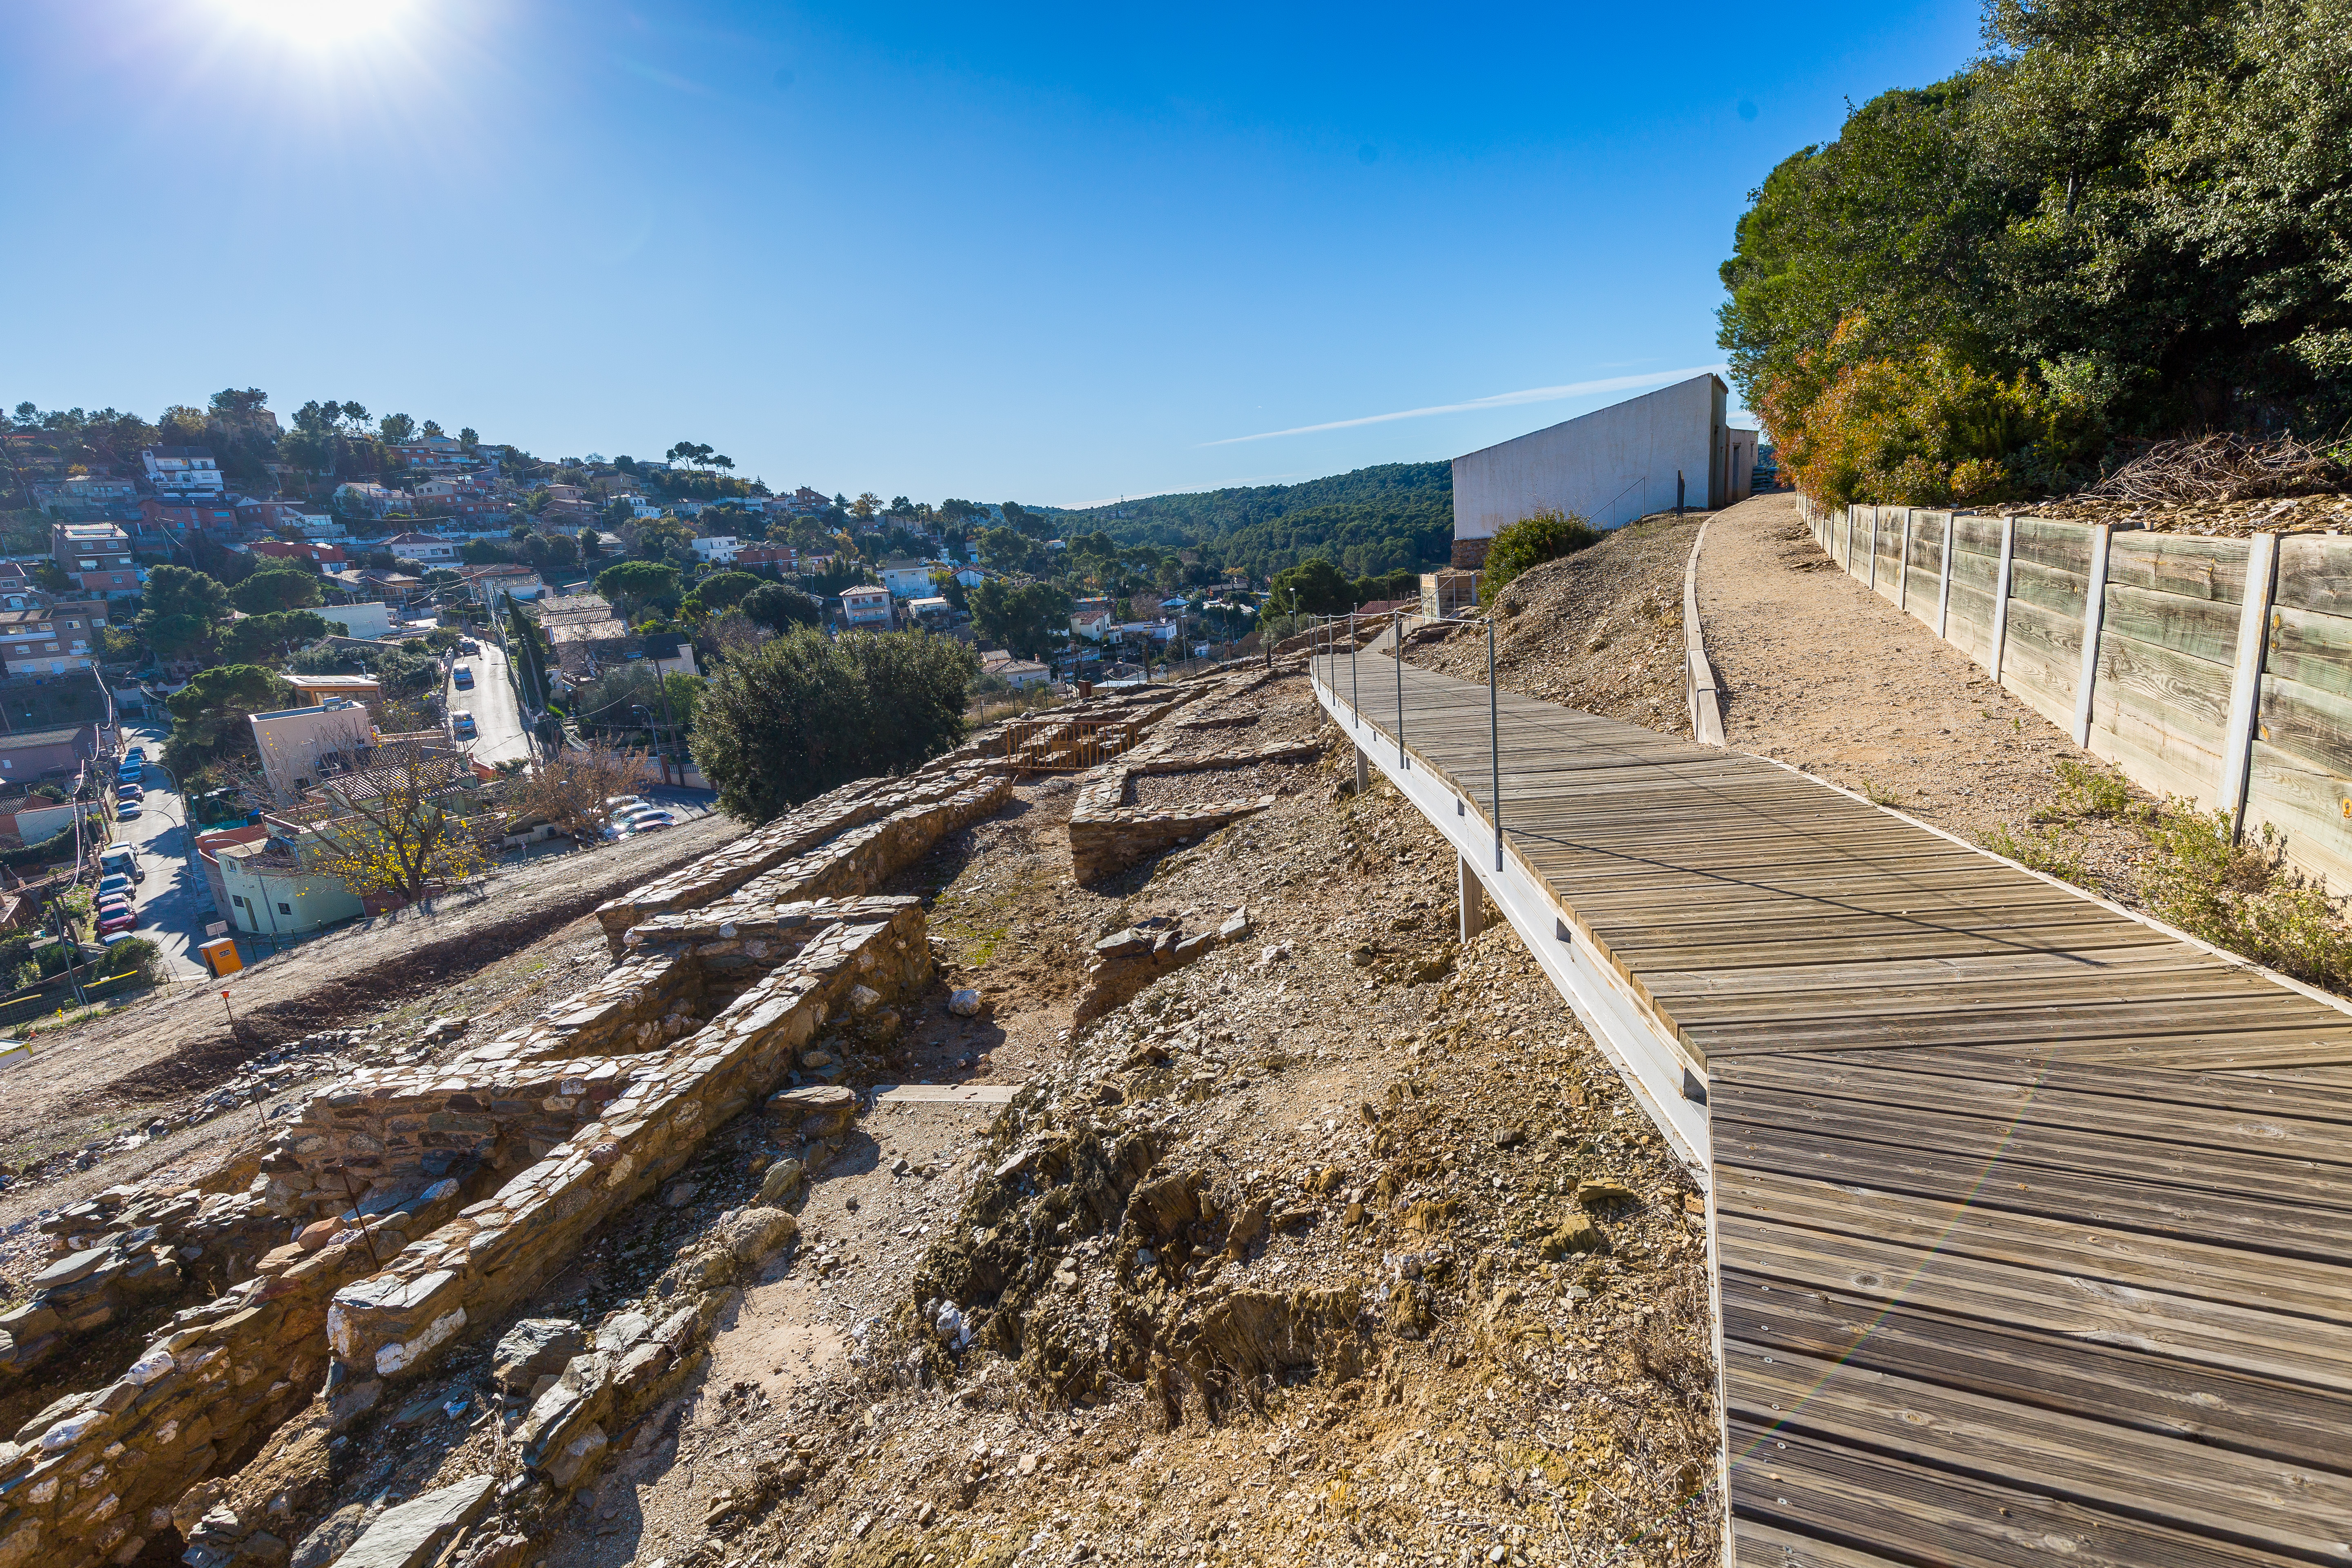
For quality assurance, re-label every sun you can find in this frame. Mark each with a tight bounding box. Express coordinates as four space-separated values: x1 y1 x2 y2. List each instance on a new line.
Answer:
216 0 414 48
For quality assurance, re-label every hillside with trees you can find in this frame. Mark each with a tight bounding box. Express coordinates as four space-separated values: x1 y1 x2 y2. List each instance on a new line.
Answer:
1718 0 2352 509
1049 462 1454 580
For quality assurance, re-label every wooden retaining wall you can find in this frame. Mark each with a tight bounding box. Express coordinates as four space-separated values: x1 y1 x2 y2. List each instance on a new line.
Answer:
1801 499 2352 893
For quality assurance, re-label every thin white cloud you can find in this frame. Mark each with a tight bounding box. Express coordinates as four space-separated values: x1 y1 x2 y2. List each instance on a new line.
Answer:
1201 364 1730 446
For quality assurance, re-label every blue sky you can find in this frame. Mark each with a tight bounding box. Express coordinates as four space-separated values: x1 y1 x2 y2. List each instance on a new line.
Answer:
3 0 1983 506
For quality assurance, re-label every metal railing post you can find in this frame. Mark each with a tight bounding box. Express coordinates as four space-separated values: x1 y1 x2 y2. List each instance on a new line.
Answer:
1350 612 1359 724
1392 609 1407 771
1489 616 1502 873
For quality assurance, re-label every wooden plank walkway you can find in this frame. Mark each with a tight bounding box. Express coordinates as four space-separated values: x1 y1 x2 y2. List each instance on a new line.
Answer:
1310 650 2352 1567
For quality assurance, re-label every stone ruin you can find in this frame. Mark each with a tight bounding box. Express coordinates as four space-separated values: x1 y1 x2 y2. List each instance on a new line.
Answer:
0 672 1291 1568
0 757 1007 1568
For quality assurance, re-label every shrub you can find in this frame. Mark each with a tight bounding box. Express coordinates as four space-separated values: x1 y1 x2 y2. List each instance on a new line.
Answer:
1482 510 1601 596
1764 334 2100 508
103 937 163 984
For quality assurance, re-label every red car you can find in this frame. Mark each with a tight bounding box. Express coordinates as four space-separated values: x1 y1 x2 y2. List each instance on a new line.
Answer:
97 907 138 934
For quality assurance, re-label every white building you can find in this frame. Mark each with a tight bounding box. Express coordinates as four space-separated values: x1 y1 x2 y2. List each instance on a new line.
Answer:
1449 374 1756 565
840 586 893 628
690 536 741 565
878 558 938 599
250 698 376 802
383 532 459 563
142 445 226 497
323 601 394 638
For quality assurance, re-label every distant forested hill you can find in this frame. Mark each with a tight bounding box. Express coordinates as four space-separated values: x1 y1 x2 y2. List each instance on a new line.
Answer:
1049 462 1452 579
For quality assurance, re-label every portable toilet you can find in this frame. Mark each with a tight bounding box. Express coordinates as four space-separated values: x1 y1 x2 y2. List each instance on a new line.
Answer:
199 938 242 978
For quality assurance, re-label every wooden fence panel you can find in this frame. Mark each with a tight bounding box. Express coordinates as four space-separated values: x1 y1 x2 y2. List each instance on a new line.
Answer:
2082 531 2246 814
1873 509 1903 605
1944 517 2004 664
1998 595 2083 731
1905 511 1948 630
2245 739 2352 892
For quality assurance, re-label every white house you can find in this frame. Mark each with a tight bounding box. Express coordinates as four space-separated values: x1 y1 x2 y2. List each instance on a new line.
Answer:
323 601 394 639
878 558 938 599
840 586 894 628
142 446 225 497
1449 374 1756 566
383 531 459 563
690 536 741 565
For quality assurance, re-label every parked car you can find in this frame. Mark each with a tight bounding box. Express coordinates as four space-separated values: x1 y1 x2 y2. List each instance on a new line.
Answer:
618 806 675 829
459 639 481 655
452 713 477 739
125 746 146 763
116 803 141 822
101 851 141 884
453 666 474 690
116 764 142 783
98 874 134 899
117 785 144 802
97 908 137 934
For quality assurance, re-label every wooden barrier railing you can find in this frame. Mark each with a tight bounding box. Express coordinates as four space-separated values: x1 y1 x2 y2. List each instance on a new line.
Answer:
1800 497 2352 890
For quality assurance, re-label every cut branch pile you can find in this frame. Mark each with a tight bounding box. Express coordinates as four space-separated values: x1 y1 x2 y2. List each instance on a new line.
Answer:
2083 433 2350 505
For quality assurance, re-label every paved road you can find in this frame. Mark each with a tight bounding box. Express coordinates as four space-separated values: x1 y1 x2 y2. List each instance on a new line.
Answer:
113 722 216 980
449 644 532 768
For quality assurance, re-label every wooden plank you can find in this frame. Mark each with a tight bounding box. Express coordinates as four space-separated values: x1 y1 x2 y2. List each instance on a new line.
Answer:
1726 1351 2352 1563
2271 531 2352 615
2104 531 2249 602
1729 1424 2321 1568
2255 666 2352 778
2009 514 2094 575
1953 514 2006 556
1722 1274 2352 1472
2101 581 2245 667
2242 739 2352 894
2266 601 2352 703
1997 595 2082 728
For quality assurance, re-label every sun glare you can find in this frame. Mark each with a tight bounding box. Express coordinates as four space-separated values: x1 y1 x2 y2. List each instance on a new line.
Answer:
218 0 413 48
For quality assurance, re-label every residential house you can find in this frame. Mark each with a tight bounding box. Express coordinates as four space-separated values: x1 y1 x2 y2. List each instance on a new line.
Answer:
462 563 543 603
532 594 628 675
840 587 893 628
907 596 955 627
1070 608 1113 641
285 674 383 716
0 564 29 612
236 499 308 532
690 536 740 566
53 521 135 573
787 487 831 514
211 820 366 936
953 566 986 589
250 697 377 802
195 824 273 922
382 531 459 564
141 445 225 497
319 602 394 639
330 568 423 606
878 558 938 599
386 437 479 473
0 608 95 675
31 475 140 517
137 496 239 543
637 632 699 679
250 539 349 571
0 725 100 782
979 650 1049 689
334 482 403 519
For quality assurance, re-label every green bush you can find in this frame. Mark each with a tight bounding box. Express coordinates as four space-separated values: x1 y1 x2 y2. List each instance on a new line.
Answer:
1482 510 1602 596
102 937 163 984
0 824 80 870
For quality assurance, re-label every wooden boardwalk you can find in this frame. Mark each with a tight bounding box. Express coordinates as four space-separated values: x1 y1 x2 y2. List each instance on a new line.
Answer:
1311 651 2352 1567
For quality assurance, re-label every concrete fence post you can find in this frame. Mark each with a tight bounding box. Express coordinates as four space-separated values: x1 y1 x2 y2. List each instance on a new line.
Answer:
2219 531 2281 839
1897 509 1914 611
1937 513 1955 639
2071 523 2114 748
1989 515 2017 686
1866 507 1880 593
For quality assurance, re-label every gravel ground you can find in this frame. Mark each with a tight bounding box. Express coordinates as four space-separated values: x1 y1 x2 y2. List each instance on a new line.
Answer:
1695 494 2156 906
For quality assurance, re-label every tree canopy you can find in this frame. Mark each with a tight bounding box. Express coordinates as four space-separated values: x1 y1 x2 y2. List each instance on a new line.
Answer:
164 665 297 776
970 579 1071 659
233 563 324 615
690 628 976 822
136 564 230 663
1719 0 2352 505
595 559 682 612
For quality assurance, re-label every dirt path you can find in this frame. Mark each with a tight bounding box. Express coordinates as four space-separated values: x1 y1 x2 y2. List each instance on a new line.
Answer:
0 813 746 1224
1694 493 2149 895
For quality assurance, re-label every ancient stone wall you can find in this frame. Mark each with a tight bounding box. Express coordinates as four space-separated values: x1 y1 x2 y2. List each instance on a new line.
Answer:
0 748 1019 1568
1067 739 1321 883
